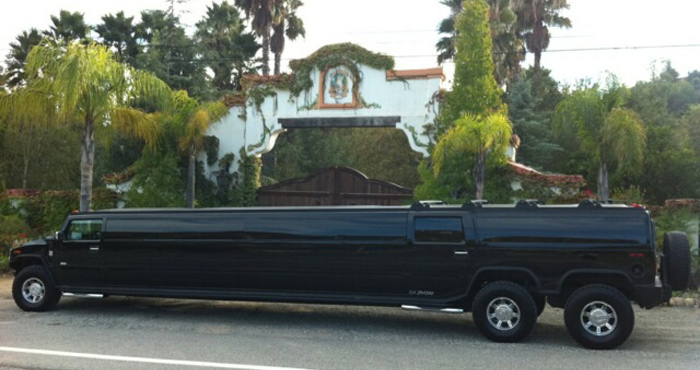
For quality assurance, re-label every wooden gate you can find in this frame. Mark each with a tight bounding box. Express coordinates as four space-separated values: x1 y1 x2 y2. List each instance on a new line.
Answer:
257 166 413 206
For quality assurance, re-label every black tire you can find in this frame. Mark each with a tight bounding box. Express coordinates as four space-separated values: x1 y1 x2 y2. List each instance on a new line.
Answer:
662 232 691 291
12 265 61 312
472 281 538 343
564 285 634 350
534 295 546 317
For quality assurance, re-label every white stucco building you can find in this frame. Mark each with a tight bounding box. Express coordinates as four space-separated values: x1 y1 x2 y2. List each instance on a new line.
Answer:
202 43 445 177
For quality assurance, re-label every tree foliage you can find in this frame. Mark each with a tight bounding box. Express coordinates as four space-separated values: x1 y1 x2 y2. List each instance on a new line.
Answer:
95 11 140 64
437 0 523 86
0 41 172 211
236 0 275 75
271 0 306 74
440 0 503 133
4 29 43 88
44 10 91 42
514 0 571 72
264 128 421 189
133 10 211 99
170 90 228 207
195 1 260 94
433 113 512 199
125 150 185 208
506 68 563 168
552 78 646 201
420 0 512 202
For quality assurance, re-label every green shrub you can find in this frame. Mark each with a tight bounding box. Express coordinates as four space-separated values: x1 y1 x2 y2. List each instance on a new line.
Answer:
611 186 646 205
653 208 698 250
125 151 185 208
0 214 35 266
23 189 117 234
691 256 700 289
0 256 8 273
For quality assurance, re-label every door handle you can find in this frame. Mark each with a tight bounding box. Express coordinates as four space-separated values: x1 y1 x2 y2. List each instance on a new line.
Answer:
454 250 469 256
89 246 100 252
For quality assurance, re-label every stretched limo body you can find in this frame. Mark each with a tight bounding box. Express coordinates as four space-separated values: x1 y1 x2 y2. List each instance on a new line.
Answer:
9 201 691 349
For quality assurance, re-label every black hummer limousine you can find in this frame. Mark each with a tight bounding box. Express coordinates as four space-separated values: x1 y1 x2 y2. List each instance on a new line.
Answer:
9 200 692 349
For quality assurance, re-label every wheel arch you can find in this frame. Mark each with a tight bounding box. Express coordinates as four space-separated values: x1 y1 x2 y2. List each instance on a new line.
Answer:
464 267 542 308
551 270 635 308
10 255 51 275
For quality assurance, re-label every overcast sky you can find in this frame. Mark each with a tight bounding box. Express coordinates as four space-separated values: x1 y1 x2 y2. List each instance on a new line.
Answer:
1 0 698 87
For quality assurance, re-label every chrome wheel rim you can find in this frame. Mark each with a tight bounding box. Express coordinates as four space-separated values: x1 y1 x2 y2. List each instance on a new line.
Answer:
580 301 617 337
22 277 46 304
487 297 520 331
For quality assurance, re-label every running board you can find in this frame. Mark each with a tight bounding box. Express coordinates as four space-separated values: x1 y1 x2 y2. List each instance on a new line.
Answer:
62 293 104 298
401 305 463 313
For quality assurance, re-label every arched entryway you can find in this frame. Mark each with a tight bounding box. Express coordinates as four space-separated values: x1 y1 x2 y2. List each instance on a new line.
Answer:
203 43 444 178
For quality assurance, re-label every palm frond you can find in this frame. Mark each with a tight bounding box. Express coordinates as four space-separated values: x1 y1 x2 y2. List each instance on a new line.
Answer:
601 108 646 171
433 113 512 175
109 107 162 147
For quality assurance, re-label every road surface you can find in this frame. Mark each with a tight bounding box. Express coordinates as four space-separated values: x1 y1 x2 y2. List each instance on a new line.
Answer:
0 275 698 370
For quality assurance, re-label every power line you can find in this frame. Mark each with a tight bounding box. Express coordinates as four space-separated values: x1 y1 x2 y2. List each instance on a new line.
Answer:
159 42 700 63
3 42 699 60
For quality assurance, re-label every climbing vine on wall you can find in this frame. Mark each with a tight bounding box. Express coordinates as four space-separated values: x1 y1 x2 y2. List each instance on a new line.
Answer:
233 148 261 206
288 43 395 97
238 43 395 99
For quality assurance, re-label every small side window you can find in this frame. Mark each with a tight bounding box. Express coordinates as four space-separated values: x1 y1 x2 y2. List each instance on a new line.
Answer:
415 217 464 243
66 219 103 241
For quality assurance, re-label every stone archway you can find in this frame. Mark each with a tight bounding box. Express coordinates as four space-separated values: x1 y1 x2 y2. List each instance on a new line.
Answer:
203 43 444 178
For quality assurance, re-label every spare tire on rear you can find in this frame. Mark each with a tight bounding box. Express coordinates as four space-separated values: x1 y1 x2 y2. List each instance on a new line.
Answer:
662 231 691 291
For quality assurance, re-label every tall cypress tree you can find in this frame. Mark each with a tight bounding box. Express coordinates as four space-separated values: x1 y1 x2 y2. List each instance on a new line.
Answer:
439 0 502 134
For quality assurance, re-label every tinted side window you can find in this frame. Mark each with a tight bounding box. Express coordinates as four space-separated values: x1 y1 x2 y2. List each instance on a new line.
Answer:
415 217 464 243
244 212 407 240
67 219 103 240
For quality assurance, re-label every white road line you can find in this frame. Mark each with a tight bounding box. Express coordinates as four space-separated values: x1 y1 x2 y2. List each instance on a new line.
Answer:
0 346 316 370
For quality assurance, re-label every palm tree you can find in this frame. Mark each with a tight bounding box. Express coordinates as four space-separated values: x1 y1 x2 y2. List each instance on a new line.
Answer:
236 0 275 75
95 11 140 64
436 0 522 86
195 1 260 92
553 80 646 202
44 10 91 42
271 0 305 75
4 29 43 88
513 0 571 73
0 66 6 91
436 0 462 64
171 91 228 208
433 113 513 200
0 41 172 211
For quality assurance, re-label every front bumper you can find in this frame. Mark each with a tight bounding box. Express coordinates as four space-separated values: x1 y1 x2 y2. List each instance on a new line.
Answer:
634 278 672 309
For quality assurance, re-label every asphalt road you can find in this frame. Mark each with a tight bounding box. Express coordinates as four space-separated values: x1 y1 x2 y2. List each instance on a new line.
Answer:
0 275 699 370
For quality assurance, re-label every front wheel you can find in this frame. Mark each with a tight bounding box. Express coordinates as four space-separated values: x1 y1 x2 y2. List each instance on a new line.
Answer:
472 281 538 343
12 265 61 312
564 285 634 349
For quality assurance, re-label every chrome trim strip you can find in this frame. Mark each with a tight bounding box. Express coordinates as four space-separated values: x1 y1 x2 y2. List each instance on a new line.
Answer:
62 293 104 298
401 305 464 313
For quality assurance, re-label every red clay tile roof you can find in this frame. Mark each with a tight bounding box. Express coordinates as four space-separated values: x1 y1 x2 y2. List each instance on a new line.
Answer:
508 161 585 185
386 67 444 80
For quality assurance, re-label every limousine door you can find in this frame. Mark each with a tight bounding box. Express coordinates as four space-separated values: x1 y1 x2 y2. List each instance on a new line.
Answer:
403 213 474 299
101 214 246 289
55 218 105 286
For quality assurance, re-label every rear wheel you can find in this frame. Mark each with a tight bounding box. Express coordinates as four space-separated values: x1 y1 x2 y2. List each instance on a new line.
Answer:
564 285 634 349
472 281 537 343
12 265 61 312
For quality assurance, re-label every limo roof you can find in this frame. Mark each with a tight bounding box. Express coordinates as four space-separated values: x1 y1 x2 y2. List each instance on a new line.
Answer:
73 200 640 216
